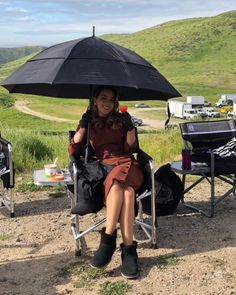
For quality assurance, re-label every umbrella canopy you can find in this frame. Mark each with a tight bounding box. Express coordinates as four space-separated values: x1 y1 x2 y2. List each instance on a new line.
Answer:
1 36 181 101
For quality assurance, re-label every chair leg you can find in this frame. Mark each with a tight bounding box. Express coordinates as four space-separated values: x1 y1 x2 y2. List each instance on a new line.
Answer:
0 186 15 217
135 159 157 248
74 214 82 256
210 151 215 218
181 174 186 203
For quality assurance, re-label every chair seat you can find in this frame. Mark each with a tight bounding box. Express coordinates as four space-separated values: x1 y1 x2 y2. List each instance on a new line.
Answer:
192 153 236 175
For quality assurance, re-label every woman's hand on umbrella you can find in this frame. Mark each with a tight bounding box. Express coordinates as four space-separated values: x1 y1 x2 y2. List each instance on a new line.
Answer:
80 110 92 129
121 112 134 131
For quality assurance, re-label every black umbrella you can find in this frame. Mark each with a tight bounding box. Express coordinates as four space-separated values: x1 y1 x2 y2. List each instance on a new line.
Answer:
1 35 181 101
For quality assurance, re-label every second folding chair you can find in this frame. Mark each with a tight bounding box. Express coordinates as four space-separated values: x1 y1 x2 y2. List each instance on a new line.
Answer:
175 119 236 217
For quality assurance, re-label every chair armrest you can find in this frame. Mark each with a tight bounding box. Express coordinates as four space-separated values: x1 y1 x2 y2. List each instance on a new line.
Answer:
137 148 153 163
69 154 78 165
137 148 154 190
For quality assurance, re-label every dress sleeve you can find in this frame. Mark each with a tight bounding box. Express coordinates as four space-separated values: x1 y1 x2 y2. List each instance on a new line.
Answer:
68 137 85 156
67 124 86 156
123 128 137 154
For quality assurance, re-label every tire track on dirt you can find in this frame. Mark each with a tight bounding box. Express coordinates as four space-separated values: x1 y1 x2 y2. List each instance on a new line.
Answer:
14 100 78 123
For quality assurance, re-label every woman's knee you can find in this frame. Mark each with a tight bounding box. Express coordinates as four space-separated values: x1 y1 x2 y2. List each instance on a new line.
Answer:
124 186 135 195
124 186 135 202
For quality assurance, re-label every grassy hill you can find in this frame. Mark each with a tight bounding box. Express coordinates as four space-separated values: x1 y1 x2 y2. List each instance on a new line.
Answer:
0 46 45 65
0 52 40 81
0 11 235 104
102 10 236 102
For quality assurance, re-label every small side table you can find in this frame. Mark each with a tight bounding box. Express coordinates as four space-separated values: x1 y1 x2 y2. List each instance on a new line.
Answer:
171 160 212 217
171 160 210 175
33 169 73 186
33 169 74 209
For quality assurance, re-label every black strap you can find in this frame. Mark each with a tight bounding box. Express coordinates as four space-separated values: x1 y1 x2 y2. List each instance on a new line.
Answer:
164 101 171 127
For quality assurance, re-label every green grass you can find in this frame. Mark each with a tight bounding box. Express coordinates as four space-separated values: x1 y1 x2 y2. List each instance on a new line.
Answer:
0 91 15 108
0 234 10 241
153 254 179 269
2 127 69 173
59 263 133 294
139 130 182 166
99 281 132 295
60 263 105 289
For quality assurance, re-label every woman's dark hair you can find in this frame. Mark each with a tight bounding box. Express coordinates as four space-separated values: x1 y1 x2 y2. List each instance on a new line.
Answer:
93 85 118 100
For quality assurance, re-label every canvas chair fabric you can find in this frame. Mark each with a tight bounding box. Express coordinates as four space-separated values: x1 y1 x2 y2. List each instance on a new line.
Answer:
0 136 15 217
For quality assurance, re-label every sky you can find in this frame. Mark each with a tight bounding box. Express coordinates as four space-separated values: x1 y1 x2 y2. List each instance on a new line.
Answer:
1 0 236 48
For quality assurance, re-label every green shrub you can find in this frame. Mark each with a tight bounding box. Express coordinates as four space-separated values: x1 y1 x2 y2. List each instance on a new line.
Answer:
0 93 15 108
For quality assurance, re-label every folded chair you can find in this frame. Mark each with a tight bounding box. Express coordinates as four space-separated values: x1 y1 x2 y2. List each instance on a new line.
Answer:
0 136 15 217
67 129 157 256
177 119 236 217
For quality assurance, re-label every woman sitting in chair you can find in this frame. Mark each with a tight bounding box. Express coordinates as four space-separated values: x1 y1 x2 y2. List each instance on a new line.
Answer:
68 85 144 279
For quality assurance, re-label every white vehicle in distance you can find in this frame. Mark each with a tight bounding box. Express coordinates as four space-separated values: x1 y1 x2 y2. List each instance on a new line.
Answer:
196 109 208 118
134 103 150 108
205 108 221 118
183 109 200 120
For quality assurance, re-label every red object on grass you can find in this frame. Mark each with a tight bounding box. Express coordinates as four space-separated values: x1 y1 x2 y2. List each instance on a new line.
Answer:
119 105 128 113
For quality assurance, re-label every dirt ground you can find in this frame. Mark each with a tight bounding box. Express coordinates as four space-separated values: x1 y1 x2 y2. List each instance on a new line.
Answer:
1 103 235 294
0 179 236 295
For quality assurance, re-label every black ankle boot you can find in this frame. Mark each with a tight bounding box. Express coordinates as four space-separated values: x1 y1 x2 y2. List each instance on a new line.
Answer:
90 228 117 268
120 241 138 279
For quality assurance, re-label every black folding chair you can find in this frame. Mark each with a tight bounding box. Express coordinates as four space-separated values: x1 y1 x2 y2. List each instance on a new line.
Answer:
67 129 157 256
177 119 236 217
0 136 15 217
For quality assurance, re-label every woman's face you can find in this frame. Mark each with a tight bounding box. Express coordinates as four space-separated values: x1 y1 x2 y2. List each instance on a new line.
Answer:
94 88 116 117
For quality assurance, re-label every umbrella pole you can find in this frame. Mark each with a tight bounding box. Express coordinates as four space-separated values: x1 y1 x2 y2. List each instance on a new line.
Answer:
85 85 94 164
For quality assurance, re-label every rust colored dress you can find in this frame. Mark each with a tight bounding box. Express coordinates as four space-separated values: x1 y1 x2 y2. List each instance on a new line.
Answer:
68 121 144 201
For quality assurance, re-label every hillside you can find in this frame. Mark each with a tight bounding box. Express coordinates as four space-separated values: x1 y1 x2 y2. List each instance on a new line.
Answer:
0 52 40 82
0 46 45 65
102 10 236 102
0 11 235 103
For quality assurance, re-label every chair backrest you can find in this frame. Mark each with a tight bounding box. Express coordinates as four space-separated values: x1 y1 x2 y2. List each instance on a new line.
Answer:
0 137 14 188
0 137 12 169
179 119 236 151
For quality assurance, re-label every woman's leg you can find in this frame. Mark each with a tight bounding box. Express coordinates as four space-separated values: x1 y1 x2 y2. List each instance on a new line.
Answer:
119 186 139 279
90 180 123 268
119 186 135 245
105 180 124 234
